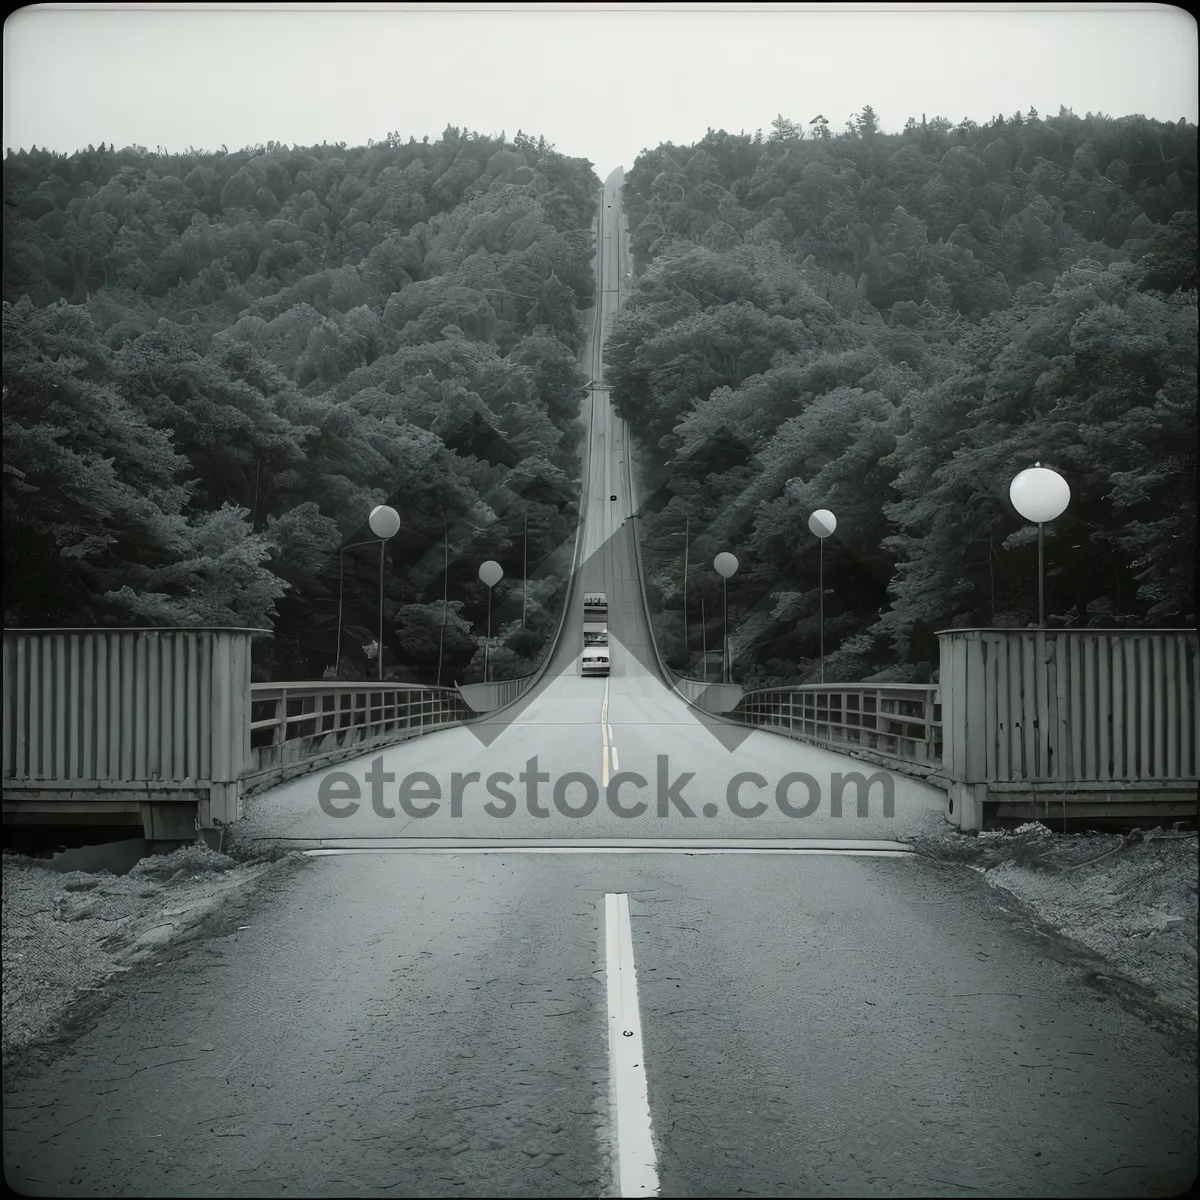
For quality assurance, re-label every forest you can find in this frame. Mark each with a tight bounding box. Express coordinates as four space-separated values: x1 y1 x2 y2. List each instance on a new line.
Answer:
3 128 601 682
610 107 1197 685
3 105 1196 688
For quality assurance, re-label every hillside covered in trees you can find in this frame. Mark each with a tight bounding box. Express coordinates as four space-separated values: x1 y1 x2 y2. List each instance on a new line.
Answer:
610 107 1197 686
3 129 600 682
3 105 1196 689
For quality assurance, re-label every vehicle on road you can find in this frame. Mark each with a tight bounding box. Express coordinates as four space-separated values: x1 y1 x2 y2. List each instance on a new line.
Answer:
582 591 609 674
583 621 608 647
581 646 610 676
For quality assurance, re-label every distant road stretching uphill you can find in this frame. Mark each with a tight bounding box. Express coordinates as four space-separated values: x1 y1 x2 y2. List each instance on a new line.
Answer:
236 166 949 848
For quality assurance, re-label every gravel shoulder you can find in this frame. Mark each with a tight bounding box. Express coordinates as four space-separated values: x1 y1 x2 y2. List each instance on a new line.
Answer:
2 843 298 1070
911 821 1199 1029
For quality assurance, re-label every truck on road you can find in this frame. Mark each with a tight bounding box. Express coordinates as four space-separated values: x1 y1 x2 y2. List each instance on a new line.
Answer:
581 592 609 675
583 591 607 622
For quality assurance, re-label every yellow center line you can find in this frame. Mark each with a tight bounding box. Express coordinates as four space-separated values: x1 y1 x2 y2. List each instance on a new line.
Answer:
601 675 611 787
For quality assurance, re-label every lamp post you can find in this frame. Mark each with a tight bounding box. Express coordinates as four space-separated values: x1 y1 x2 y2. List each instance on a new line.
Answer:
1009 463 1070 627
335 538 381 677
368 505 401 680
438 509 449 687
808 509 837 683
522 510 528 629
683 515 689 656
479 560 503 682
714 552 739 684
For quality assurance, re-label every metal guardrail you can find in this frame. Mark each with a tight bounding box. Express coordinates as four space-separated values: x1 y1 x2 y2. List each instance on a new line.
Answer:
731 683 943 769
667 672 744 713
242 680 474 792
456 674 537 713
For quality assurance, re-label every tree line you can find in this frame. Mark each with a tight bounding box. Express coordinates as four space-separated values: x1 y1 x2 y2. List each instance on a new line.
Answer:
3 127 602 683
609 106 1196 685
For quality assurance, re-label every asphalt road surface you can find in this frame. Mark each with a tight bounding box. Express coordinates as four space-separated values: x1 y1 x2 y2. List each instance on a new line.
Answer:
3 852 1195 1196
3 169 1195 1197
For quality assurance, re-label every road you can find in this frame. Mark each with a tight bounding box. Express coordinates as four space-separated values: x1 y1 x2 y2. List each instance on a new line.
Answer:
3 853 1195 1196
3 168 1196 1197
233 166 949 850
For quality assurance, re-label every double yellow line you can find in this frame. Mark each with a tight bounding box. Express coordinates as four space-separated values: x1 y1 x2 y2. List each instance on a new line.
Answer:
601 674 618 787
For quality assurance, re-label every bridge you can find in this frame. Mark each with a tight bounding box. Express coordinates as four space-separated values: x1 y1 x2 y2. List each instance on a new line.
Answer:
4 168 1197 849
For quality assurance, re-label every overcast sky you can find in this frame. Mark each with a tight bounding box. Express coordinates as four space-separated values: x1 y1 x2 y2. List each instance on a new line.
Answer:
5 2 1196 173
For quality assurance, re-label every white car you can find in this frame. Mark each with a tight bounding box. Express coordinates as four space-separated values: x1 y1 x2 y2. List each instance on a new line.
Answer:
581 646 610 676
583 621 608 647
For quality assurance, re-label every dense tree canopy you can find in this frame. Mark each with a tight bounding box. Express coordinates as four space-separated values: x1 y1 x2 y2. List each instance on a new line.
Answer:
5 107 1195 688
612 108 1197 685
4 129 601 682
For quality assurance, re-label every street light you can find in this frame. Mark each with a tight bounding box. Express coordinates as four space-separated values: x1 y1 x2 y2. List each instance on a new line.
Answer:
479 560 504 682
1009 463 1070 627
682 515 689 657
808 509 837 683
368 506 401 681
438 510 449 687
335 538 378 677
714 552 738 684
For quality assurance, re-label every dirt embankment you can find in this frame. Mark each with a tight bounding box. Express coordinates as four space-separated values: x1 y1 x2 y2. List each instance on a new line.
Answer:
912 822 1198 1027
2 844 299 1068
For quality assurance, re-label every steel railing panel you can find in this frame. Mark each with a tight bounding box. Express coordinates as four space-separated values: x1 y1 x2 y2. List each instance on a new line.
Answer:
934 629 1197 787
726 682 943 771
3 629 260 791
244 681 474 778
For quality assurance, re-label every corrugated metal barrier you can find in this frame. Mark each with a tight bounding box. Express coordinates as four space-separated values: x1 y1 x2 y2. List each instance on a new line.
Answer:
941 628 1199 786
3 628 258 825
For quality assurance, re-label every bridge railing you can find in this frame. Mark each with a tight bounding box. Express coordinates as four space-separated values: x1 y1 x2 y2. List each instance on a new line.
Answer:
666 671 745 713
730 683 943 771
457 673 537 713
242 681 474 795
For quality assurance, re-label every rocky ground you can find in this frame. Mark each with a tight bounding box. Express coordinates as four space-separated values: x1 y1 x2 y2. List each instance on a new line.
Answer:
911 821 1198 1027
2 842 299 1068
